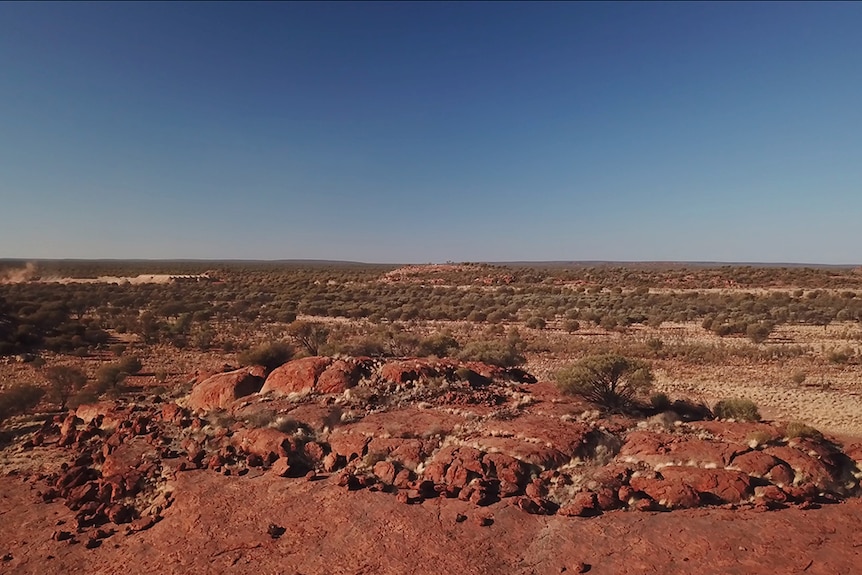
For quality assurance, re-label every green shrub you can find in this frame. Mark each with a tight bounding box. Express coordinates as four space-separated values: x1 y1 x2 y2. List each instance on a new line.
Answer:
713 398 761 421
555 354 654 410
525 316 546 329
563 319 580 333
790 370 807 385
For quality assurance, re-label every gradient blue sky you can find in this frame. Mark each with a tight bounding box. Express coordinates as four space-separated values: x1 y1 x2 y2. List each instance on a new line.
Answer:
1 2 860 263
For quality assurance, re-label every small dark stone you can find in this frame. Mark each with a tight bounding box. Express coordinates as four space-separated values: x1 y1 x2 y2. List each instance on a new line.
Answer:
267 523 286 539
51 530 73 542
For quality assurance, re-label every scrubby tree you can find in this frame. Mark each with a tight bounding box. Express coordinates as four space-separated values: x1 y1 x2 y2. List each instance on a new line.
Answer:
286 320 330 356
95 363 127 393
746 321 774 344
555 354 654 410
117 355 143 375
45 365 87 410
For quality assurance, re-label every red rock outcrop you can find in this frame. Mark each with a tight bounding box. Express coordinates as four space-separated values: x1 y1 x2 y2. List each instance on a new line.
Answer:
379 359 452 384
187 366 266 411
8 353 862 575
316 358 369 393
260 357 333 395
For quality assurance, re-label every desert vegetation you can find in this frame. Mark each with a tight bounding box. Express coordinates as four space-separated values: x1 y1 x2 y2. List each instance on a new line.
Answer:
555 354 654 410
2 259 862 574
0 259 861 433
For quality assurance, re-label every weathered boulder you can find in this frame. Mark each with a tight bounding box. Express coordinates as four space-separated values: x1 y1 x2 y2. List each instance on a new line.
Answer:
327 431 371 461
620 431 745 469
558 492 600 517
187 366 266 411
316 358 370 393
261 357 333 395
630 472 701 509
379 359 452 384
670 467 753 503
373 461 397 485
231 427 294 460
731 450 784 477
422 446 529 497
764 445 840 490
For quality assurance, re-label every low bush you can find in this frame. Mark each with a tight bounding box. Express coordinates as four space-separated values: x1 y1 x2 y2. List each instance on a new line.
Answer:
95 363 127 391
117 355 143 375
747 430 778 446
746 321 774 344
826 347 854 364
556 354 654 411
785 421 823 441
713 397 761 421
416 331 460 358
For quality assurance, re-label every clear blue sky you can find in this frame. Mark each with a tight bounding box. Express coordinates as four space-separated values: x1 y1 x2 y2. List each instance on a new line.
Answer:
1 2 860 263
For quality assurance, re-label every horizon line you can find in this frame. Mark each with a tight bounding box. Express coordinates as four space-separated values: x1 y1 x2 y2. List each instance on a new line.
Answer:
0 258 859 269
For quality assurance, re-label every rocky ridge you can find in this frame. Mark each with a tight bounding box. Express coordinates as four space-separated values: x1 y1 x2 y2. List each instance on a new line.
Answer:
2 355 862 569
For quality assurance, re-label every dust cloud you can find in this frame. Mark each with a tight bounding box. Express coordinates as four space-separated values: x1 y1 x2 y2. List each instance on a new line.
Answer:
0 262 37 284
